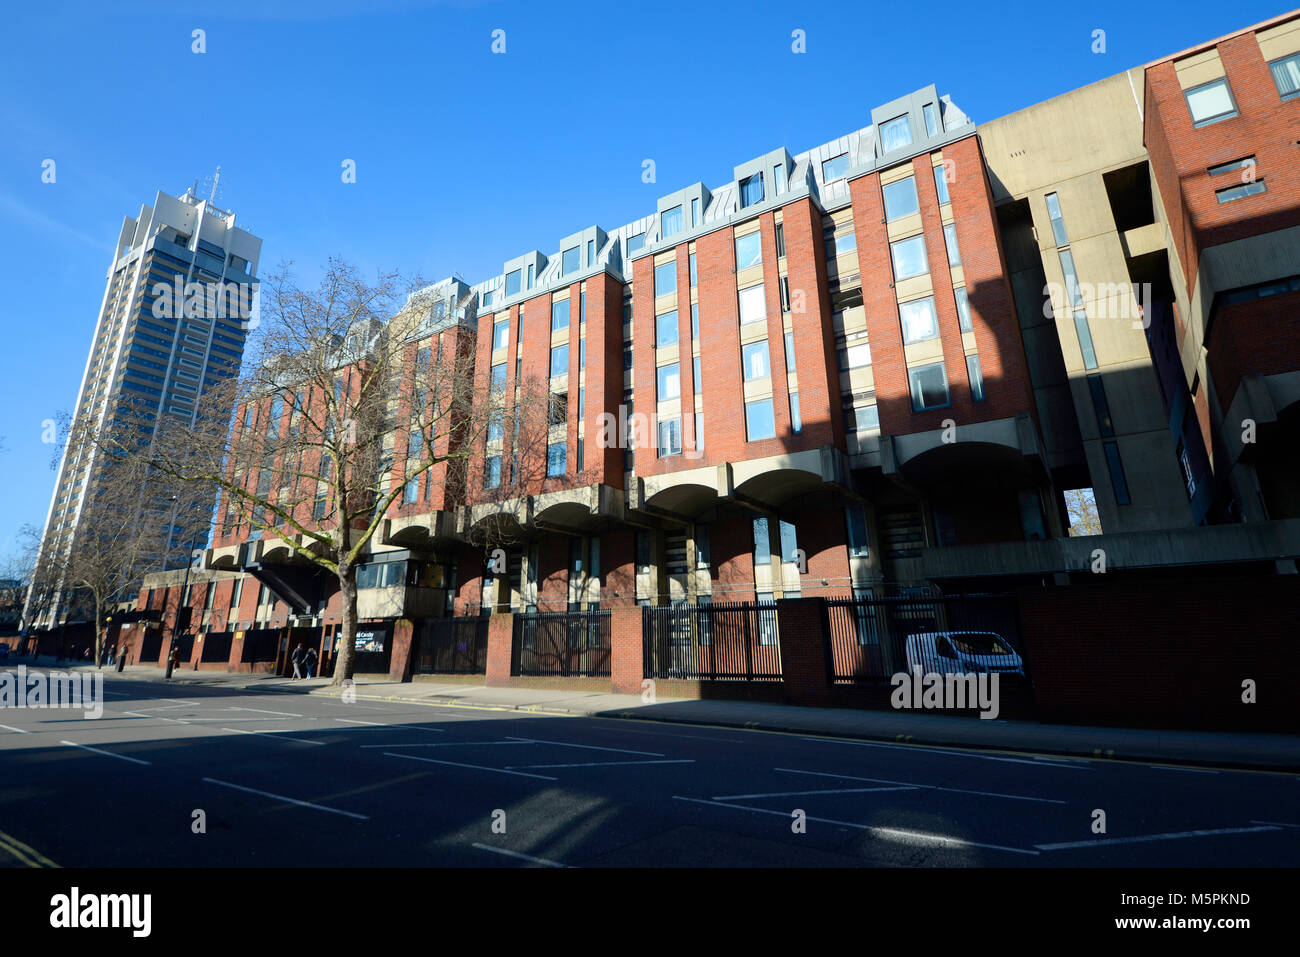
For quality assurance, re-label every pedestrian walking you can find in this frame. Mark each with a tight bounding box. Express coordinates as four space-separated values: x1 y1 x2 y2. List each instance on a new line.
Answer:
291 643 306 679
304 647 318 679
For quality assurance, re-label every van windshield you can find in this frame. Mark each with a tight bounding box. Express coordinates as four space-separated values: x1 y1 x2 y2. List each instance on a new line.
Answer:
950 633 1010 655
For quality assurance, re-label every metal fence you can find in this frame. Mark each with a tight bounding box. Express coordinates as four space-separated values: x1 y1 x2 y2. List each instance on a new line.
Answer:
825 592 1029 684
643 602 782 681
413 617 490 675
512 610 611 677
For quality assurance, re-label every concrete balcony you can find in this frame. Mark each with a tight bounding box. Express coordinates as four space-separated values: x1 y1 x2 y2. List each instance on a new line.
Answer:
919 518 1300 580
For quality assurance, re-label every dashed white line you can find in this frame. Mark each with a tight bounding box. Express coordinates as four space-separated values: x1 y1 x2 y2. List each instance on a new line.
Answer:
202 777 369 820
472 843 571 867
382 751 557 780
0 724 29 734
59 740 151 765
229 706 303 718
1036 825 1281 851
773 767 1067 805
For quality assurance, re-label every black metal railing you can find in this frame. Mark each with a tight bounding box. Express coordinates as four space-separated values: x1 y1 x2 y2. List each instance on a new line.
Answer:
643 602 782 681
825 593 1029 684
512 610 610 677
413 617 490 675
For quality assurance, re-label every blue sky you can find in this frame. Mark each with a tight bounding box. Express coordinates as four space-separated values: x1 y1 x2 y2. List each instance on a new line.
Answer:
0 0 1290 563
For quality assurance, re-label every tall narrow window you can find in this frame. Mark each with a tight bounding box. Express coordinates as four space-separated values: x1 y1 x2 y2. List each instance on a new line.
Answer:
691 197 700 226
933 165 951 205
943 223 961 267
966 353 985 402
1044 192 1069 247
1104 441 1131 505
954 286 972 332
922 102 938 137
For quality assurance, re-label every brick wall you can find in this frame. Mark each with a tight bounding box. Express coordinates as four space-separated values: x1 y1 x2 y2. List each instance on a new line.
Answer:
1018 577 1300 731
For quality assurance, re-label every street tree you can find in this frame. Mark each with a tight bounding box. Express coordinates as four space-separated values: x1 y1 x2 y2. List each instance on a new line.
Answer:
104 259 547 685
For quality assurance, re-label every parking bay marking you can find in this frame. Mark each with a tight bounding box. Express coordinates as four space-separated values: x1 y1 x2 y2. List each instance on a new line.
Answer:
334 717 445 733
773 767 1067 805
671 796 1039 856
508 759 697 770
503 736 663 757
219 727 326 746
1035 825 1281 851
472 843 572 868
202 777 369 820
59 740 151 766
713 785 919 800
382 751 558 781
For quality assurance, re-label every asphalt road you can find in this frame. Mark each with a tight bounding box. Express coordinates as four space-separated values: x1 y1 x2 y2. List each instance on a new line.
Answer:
1 674 1297 867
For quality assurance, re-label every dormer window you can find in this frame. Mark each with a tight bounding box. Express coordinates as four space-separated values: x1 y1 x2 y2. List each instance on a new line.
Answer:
562 246 580 275
661 205 683 239
627 232 646 256
740 173 765 208
822 153 849 183
504 270 521 297
923 103 939 137
880 114 912 152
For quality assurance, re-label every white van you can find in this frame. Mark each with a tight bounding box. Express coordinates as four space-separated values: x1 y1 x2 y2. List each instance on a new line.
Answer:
904 631 1024 677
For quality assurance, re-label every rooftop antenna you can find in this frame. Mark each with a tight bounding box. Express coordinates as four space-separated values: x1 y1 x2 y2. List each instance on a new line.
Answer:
200 166 224 208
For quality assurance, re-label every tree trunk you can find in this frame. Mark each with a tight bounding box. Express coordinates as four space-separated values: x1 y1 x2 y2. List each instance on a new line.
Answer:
332 568 358 686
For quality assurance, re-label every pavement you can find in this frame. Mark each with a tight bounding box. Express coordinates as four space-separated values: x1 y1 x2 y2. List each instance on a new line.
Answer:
92 658 1300 772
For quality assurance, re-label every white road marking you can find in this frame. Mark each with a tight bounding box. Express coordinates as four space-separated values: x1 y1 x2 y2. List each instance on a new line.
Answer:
796 736 1090 770
1146 765 1219 774
1036 825 1281 851
508 759 697 770
472 843 571 867
219 728 325 746
334 718 445 733
1251 820 1300 828
359 740 533 750
671 796 1038 856
504 736 662 756
115 710 188 724
382 751 557 780
202 777 369 820
774 767 1066 805
0 724 29 734
713 785 918 800
229 706 303 718
59 740 151 766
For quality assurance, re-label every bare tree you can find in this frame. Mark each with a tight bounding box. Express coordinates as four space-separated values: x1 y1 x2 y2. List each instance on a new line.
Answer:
102 259 546 685
1064 488 1103 537
21 446 197 664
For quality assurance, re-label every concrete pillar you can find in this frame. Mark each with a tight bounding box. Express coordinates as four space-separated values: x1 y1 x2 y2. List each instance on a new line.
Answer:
484 612 514 687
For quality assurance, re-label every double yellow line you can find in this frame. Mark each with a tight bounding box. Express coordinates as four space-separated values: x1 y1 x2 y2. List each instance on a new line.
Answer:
0 829 58 868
